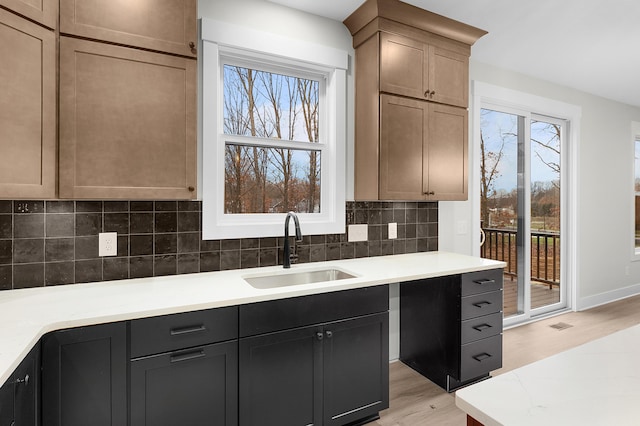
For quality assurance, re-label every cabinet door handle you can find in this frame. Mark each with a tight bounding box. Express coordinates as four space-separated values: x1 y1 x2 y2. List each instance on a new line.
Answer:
316 332 324 341
430 90 436 97
472 353 492 362
424 90 430 98
472 301 492 308
170 324 207 336
472 323 493 332
325 331 333 339
13 374 29 386
473 278 496 286
170 349 206 363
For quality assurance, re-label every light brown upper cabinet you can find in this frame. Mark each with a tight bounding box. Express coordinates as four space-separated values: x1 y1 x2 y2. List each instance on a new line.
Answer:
344 0 485 201
380 32 469 108
59 37 197 199
0 8 56 199
60 0 197 57
0 0 57 29
380 95 467 201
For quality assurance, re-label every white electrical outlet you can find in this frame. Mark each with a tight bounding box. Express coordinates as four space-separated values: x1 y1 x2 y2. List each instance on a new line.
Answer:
99 232 118 257
388 222 397 239
348 224 368 242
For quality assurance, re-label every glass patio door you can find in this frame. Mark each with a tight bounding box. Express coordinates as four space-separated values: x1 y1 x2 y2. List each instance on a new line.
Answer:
479 107 566 321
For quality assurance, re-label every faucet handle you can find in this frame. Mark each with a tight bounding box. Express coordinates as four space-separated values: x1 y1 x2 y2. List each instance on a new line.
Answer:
289 253 299 264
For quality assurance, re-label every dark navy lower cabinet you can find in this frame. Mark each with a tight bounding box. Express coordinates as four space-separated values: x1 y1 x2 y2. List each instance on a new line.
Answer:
0 341 40 426
239 286 390 426
41 322 127 426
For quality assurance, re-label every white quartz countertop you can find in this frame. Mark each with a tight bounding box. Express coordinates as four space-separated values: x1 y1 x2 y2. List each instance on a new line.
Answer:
455 322 640 425
0 251 503 385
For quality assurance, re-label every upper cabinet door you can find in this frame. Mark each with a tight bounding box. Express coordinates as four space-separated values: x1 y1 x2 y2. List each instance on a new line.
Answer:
59 0 197 57
0 8 56 199
59 37 197 199
0 0 57 29
428 46 468 108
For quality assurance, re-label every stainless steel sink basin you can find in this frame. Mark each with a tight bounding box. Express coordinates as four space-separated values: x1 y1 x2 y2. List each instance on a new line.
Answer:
244 268 357 289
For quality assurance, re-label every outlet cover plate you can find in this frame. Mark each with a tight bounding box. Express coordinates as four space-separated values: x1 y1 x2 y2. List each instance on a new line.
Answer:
388 222 397 239
99 232 118 257
348 224 368 242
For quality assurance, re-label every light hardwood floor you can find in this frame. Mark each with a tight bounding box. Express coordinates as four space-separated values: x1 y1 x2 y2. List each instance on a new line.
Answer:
373 294 640 425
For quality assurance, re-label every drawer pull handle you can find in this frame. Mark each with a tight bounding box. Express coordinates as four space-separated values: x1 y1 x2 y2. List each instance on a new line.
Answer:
472 353 492 362
472 323 493 331
473 279 495 285
170 349 206 363
170 324 207 336
472 301 492 308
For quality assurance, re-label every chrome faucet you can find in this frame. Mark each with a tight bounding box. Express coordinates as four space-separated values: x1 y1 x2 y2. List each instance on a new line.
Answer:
283 212 302 268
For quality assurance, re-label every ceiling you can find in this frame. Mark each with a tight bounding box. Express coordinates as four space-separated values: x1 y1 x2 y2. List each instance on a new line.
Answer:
268 0 640 108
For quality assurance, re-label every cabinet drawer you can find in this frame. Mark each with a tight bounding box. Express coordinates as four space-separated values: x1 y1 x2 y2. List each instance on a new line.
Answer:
461 269 503 296
130 306 238 358
240 285 389 338
461 290 502 320
459 334 502 382
461 311 502 344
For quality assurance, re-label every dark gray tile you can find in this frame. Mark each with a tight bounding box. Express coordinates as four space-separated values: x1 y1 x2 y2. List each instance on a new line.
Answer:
393 240 406 255
355 242 369 258
405 239 418 253
104 201 129 212
155 201 177 212
76 201 102 213
220 250 240 270
241 238 259 249
13 263 44 288
178 233 200 253
13 239 44 263
240 249 259 269
154 255 176 276
296 245 310 263
75 213 102 236
75 259 102 283
130 213 154 234
45 262 75 286
405 223 416 239
46 214 74 237
45 238 75 262
381 240 394 256
406 208 417 224
259 248 278 266
155 212 177 233
0 201 12 214
117 235 129 257
75 236 99 260
130 235 153 256
0 240 11 265
46 201 74 213
368 209 382 224
178 201 201 212
368 240 382 257
178 253 200 274
130 256 154 278
340 242 355 259
427 237 438 251
260 237 278 248
130 201 154 212
417 238 429 252
368 225 382 241
0 264 11 289
326 243 340 261
177 211 200 232
221 239 240 251
418 209 429 223
200 239 220 252
155 233 177 254
428 223 438 238
381 209 394 224
14 214 44 238
309 245 326 263
14 201 44 214
103 257 129 281
0 215 12 238
417 224 429 238
104 213 129 234
200 252 220 272
393 207 406 224
310 235 326 245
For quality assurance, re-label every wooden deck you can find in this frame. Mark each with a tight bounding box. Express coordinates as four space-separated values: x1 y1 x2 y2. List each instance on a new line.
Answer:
503 274 560 316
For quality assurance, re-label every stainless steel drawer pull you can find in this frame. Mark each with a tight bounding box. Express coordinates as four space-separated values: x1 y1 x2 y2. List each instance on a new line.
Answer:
472 301 492 308
472 353 492 362
170 349 206 363
473 279 496 285
170 324 207 336
472 323 493 331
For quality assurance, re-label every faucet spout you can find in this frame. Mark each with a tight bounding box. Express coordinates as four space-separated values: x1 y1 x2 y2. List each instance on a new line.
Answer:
283 212 302 268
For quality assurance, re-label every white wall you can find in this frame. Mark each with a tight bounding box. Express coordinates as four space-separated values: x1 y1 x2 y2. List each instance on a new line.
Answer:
442 60 640 310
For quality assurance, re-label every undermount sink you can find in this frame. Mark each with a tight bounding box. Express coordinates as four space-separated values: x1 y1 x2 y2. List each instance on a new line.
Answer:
244 268 357 289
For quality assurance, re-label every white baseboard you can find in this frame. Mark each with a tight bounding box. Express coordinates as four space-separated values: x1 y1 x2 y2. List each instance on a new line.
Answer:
577 282 640 311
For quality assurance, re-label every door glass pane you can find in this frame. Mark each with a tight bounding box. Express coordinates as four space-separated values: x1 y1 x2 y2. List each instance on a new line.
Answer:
530 120 561 309
635 140 640 248
479 109 521 317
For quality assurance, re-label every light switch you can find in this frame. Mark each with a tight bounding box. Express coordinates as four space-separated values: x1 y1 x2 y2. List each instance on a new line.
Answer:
348 224 368 242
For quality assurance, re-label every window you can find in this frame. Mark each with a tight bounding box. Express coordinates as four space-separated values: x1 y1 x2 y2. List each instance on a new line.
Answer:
200 18 348 239
633 122 640 255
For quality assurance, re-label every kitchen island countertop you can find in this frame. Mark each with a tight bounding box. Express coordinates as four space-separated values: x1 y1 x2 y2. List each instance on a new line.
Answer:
0 251 504 385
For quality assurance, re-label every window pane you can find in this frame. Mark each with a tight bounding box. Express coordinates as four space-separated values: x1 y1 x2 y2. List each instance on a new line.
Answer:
224 144 321 214
636 140 640 248
223 65 319 143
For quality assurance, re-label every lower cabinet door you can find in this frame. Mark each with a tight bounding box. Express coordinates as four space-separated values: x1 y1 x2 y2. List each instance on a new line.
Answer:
323 313 389 426
13 342 40 426
130 340 238 426
239 326 323 426
42 322 127 426
0 378 13 426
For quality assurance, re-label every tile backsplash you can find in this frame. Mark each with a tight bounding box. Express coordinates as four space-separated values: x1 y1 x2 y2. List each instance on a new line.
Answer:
0 200 438 290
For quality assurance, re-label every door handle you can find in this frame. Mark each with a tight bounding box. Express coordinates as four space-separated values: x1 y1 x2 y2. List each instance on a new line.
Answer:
170 324 207 336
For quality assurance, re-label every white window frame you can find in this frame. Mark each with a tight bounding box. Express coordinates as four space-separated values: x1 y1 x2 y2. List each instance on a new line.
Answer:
200 18 347 239
632 121 640 259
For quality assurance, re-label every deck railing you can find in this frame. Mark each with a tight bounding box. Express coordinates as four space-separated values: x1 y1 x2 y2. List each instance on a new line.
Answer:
481 227 560 288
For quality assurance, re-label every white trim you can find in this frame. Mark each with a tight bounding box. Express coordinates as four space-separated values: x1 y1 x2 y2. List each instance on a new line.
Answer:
200 19 347 239
471 81 582 321
576 281 640 311
631 121 640 260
